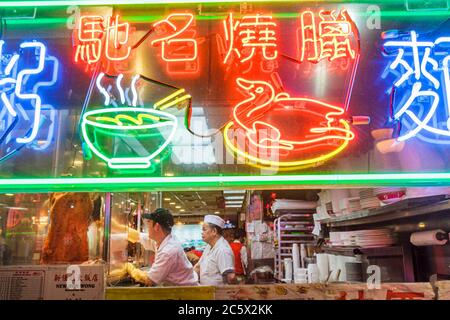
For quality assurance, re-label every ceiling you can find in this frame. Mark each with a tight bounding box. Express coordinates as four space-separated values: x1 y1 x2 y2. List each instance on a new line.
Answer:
162 190 246 217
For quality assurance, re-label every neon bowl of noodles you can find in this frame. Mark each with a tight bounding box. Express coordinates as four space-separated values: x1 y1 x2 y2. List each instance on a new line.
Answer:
81 107 178 169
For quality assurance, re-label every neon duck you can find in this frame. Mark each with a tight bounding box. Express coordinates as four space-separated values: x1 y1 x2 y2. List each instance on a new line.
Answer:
224 77 366 169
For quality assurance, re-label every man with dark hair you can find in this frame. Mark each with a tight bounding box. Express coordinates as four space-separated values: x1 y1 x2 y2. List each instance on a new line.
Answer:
195 215 236 285
125 208 198 286
190 246 202 258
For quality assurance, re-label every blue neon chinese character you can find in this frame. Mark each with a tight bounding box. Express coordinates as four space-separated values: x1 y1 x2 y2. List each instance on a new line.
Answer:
0 40 59 162
383 30 450 144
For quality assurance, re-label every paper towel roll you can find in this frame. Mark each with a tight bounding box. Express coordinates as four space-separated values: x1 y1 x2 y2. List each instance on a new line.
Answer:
410 229 448 246
284 258 293 282
316 253 329 282
292 244 300 270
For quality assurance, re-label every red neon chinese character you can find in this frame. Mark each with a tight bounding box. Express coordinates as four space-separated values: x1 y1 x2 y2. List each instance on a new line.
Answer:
75 15 131 65
299 9 358 63
151 13 198 63
75 15 104 64
105 15 132 62
222 13 278 64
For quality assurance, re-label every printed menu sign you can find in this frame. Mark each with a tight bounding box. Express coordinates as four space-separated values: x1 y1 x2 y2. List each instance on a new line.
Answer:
0 265 104 300
0 267 45 300
44 265 105 300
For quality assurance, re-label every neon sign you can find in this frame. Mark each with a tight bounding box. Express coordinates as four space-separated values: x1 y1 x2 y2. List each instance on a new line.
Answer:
151 13 200 77
383 30 450 144
81 107 178 169
68 8 366 172
151 13 198 63
0 40 59 162
82 73 191 169
219 9 365 170
299 10 358 64
222 13 278 65
223 77 355 169
75 14 131 65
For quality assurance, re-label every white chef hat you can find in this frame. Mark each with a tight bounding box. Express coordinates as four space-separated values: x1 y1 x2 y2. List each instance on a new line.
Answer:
204 214 225 229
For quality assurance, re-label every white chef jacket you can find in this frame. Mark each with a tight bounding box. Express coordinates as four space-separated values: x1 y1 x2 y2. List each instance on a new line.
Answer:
139 233 157 252
147 234 198 286
198 236 235 286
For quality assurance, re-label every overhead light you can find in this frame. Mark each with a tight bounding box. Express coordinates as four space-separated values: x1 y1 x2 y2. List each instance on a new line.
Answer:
170 202 176 205
225 201 242 205
165 172 174 177
214 211 220 214
175 206 181 209
225 205 242 208
180 209 185 212
5 193 14 196
223 190 246 194
224 196 245 200
164 198 171 201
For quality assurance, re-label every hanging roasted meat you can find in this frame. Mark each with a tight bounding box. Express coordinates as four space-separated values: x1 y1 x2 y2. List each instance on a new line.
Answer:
41 193 93 264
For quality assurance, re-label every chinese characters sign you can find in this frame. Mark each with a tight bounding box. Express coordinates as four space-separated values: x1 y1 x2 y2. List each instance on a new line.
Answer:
384 31 450 144
73 9 366 171
75 14 131 64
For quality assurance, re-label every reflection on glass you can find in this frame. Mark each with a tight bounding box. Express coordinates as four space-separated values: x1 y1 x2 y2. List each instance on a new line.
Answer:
0 193 104 266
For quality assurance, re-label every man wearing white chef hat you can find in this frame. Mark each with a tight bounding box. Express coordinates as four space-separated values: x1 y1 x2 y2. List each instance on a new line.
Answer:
194 214 236 285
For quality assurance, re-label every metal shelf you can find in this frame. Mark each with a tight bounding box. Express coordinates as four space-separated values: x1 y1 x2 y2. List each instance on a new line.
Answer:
281 228 312 231
274 213 315 278
322 245 403 256
280 233 312 237
319 195 450 228
280 221 312 225
279 240 314 245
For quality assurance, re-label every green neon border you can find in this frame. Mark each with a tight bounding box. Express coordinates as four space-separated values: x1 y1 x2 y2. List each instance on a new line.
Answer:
1 173 450 193
0 0 420 6
0 0 447 193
